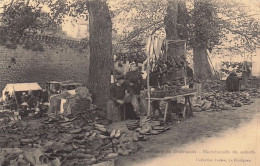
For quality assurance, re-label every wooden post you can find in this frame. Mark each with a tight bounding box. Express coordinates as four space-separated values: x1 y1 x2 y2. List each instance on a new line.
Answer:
183 97 188 118
165 40 168 60
163 101 169 125
147 36 151 117
184 42 187 86
184 66 187 86
123 105 126 121
187 96 193 116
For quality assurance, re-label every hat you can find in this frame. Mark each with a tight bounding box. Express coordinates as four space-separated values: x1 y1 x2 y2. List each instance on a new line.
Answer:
115 74 125 80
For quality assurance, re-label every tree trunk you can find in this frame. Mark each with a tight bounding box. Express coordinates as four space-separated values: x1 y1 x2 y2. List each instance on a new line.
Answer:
193 46 212 79
193 0 213 79
88 0 112 109
164 0 178 40
177 0 189 40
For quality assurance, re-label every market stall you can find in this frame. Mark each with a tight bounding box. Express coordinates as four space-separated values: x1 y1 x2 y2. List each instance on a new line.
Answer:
142 36 196 122
2 83 42 103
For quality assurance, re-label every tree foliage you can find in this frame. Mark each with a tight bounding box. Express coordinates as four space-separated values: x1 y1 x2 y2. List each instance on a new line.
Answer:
214 0 260 55
0 0 60 50
0 0 259 78
177 0 189 41
192 0 222 52
112 0 259 55
110 0 167 51
1 0 259 53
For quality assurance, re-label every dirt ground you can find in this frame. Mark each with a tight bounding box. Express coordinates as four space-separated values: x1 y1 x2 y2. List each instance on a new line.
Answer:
114 97 260 166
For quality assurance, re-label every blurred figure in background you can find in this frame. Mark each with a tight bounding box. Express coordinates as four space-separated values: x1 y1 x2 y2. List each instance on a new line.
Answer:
27 91 38 111
41 89 49 103
21 92 28 103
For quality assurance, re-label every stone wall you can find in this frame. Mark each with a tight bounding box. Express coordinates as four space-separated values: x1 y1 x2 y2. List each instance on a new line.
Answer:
0 44 89 91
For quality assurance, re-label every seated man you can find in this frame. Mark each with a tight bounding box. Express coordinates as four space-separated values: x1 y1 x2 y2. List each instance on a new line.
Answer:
108 74 137 120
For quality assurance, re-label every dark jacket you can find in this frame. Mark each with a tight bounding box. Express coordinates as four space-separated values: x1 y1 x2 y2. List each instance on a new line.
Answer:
125 70 143 94
110 83 126 102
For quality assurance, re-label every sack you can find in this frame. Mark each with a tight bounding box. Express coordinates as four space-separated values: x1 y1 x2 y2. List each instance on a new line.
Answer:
106 100 123 121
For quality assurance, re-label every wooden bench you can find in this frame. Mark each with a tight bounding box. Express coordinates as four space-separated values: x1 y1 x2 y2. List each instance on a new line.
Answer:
142 92 196 123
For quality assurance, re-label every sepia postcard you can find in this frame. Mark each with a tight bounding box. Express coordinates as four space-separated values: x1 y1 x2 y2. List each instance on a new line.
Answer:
0 0 259 166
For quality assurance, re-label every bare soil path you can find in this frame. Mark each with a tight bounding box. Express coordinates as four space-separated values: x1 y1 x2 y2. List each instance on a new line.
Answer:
116 98 260 166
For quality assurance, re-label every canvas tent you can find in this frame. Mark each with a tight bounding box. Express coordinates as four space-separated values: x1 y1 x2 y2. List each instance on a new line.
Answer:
2 83 42 101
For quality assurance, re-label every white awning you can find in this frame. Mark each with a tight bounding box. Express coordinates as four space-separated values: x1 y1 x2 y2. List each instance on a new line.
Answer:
2 83 42 100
